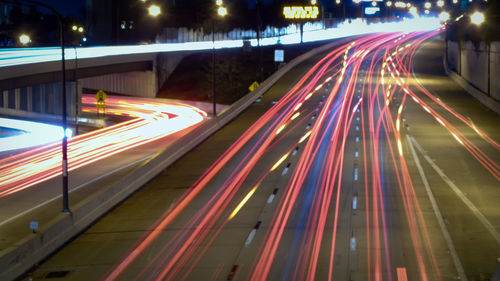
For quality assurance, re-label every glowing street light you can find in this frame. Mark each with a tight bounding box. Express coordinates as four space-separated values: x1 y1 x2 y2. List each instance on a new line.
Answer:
78 26 84 33
424 9 430 14
438 11 450 21
409 6 418 16
148 5 161 16
452 0 458 3
371 1 377 6
470 11 485 25
336 0 341 4
216 0 223 5
72 25 77 31
424 2 431 9
217 6 227 17
386 1 393 7
311 0 317 4
437 0 445 7
19 34 30 45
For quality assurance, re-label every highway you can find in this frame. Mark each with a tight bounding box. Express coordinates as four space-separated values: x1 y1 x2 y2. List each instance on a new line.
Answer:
24 31 500 281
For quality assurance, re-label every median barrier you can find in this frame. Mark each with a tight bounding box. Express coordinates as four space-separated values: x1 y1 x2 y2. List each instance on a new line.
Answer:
0 36 356 281
493 258 500 281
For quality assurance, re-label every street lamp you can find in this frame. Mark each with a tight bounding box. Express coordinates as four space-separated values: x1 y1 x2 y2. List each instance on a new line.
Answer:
212 2 227 116
409 6 418 17
217 6 227 17
19 34 31 45
3 0 70 213
439 11 450 22
470 11 485 25
424 2 431 9
437 0 445 8
148 4 161 17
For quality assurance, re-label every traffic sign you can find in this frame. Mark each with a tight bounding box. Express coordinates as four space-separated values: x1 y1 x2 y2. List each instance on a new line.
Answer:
249 81 260 92
95 90 107 103
274 49 284 62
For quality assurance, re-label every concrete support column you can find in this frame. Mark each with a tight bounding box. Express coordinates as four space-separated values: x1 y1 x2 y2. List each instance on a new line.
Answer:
40 84 46 114
14 88 20 110
27 86 33 112
2 90 7 108
47 84 54 114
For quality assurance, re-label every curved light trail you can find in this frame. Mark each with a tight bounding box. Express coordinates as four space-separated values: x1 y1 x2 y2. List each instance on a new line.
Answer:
92 29 500 281
0 117 72 152
0 96 206 197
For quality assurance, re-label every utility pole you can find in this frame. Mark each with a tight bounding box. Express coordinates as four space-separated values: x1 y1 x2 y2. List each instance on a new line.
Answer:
256 0 263 82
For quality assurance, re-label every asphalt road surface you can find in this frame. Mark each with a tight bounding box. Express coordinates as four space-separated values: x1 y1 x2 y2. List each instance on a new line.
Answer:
23 31 500 281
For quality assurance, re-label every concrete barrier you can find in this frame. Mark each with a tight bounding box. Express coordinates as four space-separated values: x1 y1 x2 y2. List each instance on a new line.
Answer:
0 36 355 281
445 60 500 115
492 258 500 281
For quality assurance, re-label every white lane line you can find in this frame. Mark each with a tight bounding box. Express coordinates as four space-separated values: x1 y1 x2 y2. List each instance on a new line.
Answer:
406 135 468 281
282 167 289 176
410 136 500 245
352 196 357 210
267 194 275 204
355 151 359 158
0 154 152 228
245 229 257 246
350 237 356 250
354 168 358 181
355 137 359 142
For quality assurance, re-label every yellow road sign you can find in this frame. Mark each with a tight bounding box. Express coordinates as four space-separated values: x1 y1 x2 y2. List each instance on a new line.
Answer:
95 90 107 103
249 81 260 92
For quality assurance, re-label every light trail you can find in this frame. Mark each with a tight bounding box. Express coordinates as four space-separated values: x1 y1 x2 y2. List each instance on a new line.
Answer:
0 118 71 152
99 28 499 281
0 96 206 197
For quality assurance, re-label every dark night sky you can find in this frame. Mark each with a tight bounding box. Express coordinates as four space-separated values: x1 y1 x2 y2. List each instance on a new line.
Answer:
35 0 86 17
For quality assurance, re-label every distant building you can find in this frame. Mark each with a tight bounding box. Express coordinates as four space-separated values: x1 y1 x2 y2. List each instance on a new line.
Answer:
85 0 114 44
85 0 167 45
0 3 12 25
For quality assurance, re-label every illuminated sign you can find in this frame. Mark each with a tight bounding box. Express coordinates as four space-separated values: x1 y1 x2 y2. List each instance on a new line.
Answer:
283 6 319 19
274 49 284 62
394 1 407 8
364 6 380 15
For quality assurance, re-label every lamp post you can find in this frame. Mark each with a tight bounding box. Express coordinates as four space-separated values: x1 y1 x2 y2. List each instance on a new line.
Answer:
256 0 263 82
2 0 70 213
212 2 227 116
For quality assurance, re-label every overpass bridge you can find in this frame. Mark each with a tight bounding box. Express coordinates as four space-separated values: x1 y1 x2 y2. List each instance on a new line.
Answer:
0 18 440 123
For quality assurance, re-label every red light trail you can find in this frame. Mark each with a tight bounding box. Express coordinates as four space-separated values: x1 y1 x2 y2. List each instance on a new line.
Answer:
0 96 206 197
99 30 499 281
